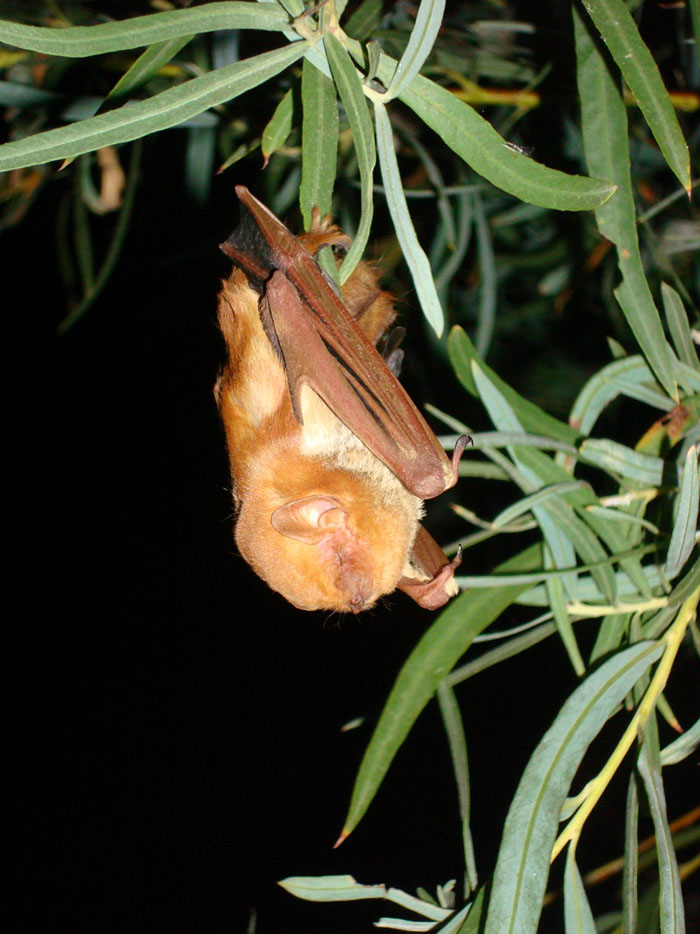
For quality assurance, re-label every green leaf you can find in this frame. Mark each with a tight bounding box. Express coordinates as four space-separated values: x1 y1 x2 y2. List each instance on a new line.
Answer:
262 87 294 163
664 445 699 577
344 0 384 42
300 59 338 226
278 874 453 921
375 101 444 336
573 7 679 400
0 42 308 171
662 282 700 373
106 36 193 101
278 875 387 902
448 623 557 688
622 773 639 934
58 140 142 332
659 715 700 766
615 281 679 402
0 2 289 56
448 327 580 444
637 732 685 934
578 439 664 487
437 681 478 894
580 0 690 191
493 482 588 528
184 125 215 203
546 565 585 676
323 32 375 283
457 885 486 934
370 56 616 212
589 612 629 665
340 545 541 841
473 193 497 358
564 848 596 934
383 0 445 101
570 356 673 437
483 641 664 934
274 0 304 16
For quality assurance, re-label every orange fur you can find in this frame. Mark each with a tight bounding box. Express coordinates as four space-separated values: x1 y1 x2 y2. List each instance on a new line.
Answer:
215 221 424 613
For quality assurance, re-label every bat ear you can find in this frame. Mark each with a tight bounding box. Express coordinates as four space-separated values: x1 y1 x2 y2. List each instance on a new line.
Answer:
271 495 349 543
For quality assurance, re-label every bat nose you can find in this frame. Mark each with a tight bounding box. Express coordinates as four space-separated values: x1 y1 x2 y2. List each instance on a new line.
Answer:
349 594 368 614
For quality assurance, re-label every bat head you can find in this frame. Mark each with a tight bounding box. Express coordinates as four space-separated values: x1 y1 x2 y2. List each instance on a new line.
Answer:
234 464 423 614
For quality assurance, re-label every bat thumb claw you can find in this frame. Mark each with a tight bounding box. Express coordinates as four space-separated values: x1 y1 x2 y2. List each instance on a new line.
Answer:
451 435 473 484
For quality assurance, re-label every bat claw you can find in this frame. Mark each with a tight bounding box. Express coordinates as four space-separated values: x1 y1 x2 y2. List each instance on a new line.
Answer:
451 435 473 484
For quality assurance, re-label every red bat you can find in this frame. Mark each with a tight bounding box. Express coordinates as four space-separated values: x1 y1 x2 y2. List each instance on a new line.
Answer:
215 186 467 613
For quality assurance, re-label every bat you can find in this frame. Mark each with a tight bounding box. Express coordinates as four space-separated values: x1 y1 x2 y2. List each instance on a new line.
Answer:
215 186 468 613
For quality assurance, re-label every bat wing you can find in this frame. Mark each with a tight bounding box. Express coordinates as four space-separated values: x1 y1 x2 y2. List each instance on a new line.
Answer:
221 186 464 501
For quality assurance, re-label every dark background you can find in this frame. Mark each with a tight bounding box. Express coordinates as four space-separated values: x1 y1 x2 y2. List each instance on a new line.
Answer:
6 4 700 932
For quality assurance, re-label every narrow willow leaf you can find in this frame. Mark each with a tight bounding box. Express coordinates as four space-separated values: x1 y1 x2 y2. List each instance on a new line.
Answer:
274 0 304 16
457 885 486 934
384 0 445 101
448 623 557 688
0 79 69 107
300 59 338 227
580 0 690 191
615 281 679 402
612 373 676 413
107 36 193 101
279 875 386 901
448 327 580 443
483 641 664 934
370 55 615 211
578 438 664 486
659 716 700 766
569 356 671 437
434 192 471 293
518 565 661 609
473 193 497 358
323 32 375 283
262 87 294 162
664 445 699 577
546 564 585 676
0 43 307 171
375 101 444 335
637 734 686 934
385 889 451 921
340 545 542 841
564 848 596 934
573 7 679 400
622 773 639 934
584 507 658 535
184 125 215 203
278 874 452 922
437 682 478 894
58 140 142 332
589 612 629 665
662 283 700 372
345 0 384 42
0 2 289 56
435 904 471 933
493 482 588 528
395 124 454 244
